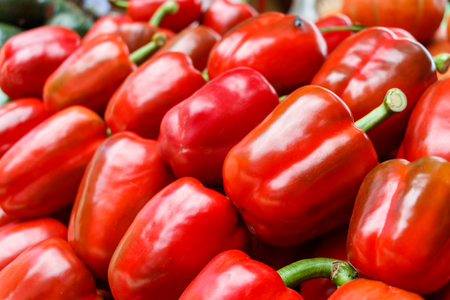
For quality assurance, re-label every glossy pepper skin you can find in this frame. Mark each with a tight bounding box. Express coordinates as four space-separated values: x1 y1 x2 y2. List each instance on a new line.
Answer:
223 85 378 246
311 27 436 158
0 98 49 157
328 279 424 300
347 156 450 294
0 218 67 271
0 106 107 219
43 34 137 115
82 14 175 53
315 14 353 56
397 77 450 161
342 0 446 43
207 13 327 95
82 15 133 44
108 177 249 300
0 207 16 228
105 52 206 140
153 25 220 71
69 132 177 280
202 0 258 36
179 249 303 299
127 0 202 32
0 26 80 99
158 67 279 185
0 238 98 300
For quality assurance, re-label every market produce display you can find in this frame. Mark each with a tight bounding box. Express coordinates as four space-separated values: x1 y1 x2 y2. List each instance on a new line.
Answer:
1 0 450 299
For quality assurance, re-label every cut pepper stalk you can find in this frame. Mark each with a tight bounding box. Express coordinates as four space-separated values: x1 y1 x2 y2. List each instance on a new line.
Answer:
433 53 450 74
355 88 407 133
277 258 359 288
129 32 167 65
319 24 367 33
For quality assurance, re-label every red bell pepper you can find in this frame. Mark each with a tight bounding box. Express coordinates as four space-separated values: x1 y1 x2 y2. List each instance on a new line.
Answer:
180 249 359 299
311 27 438 158
223 86 407 246
0 98 49 157
0 26 80 99
202 0 258 36
105 52 206 140
0 238 98 300
328 279 424 299
84 1 177 53
68 131 177 280
207 13 327 95
43 32 166 115
0 218 67 271
157 67 279 185
397 76 450 161
179 250 303 299
0 106 107 219
126 0 202 32
347 156 450 294
83 14 133 44
108 177 249 300
153 25 221 71
315 14 354 56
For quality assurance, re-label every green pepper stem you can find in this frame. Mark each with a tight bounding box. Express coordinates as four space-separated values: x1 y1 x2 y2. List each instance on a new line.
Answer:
129 33 167 65
109 0 129 8
149 1 179 26
433 53 450 74
355 88 407 133
319 25 367 33
277 258 359 288
279 95 287 102
202 69 210 82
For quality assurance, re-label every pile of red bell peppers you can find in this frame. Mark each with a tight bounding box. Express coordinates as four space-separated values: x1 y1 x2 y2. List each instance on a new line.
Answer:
1 0 450 299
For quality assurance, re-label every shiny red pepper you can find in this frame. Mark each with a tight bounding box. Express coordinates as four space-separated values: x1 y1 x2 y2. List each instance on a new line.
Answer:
0 238 98 300
43 34 136 115
311 27 437 158
397 77 450 161
347 156 450 294
157 67 279 185
0 26 80 99
83 15 133 44
68 132 177 280
0 98 49 157
179 250 304 299
127 0 202 32
108 177 249 300
0 218 67 271
0 106 107 219
328 279 424 300
153 25 221 71
105 52 205 140
207 13 327 95
83 2 177 53
315 14 353 56
202 0 258 36
223 86 406 246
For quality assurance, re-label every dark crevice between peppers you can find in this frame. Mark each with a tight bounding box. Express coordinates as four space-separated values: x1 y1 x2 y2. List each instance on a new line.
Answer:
277 258 359 288
129 32 167 65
